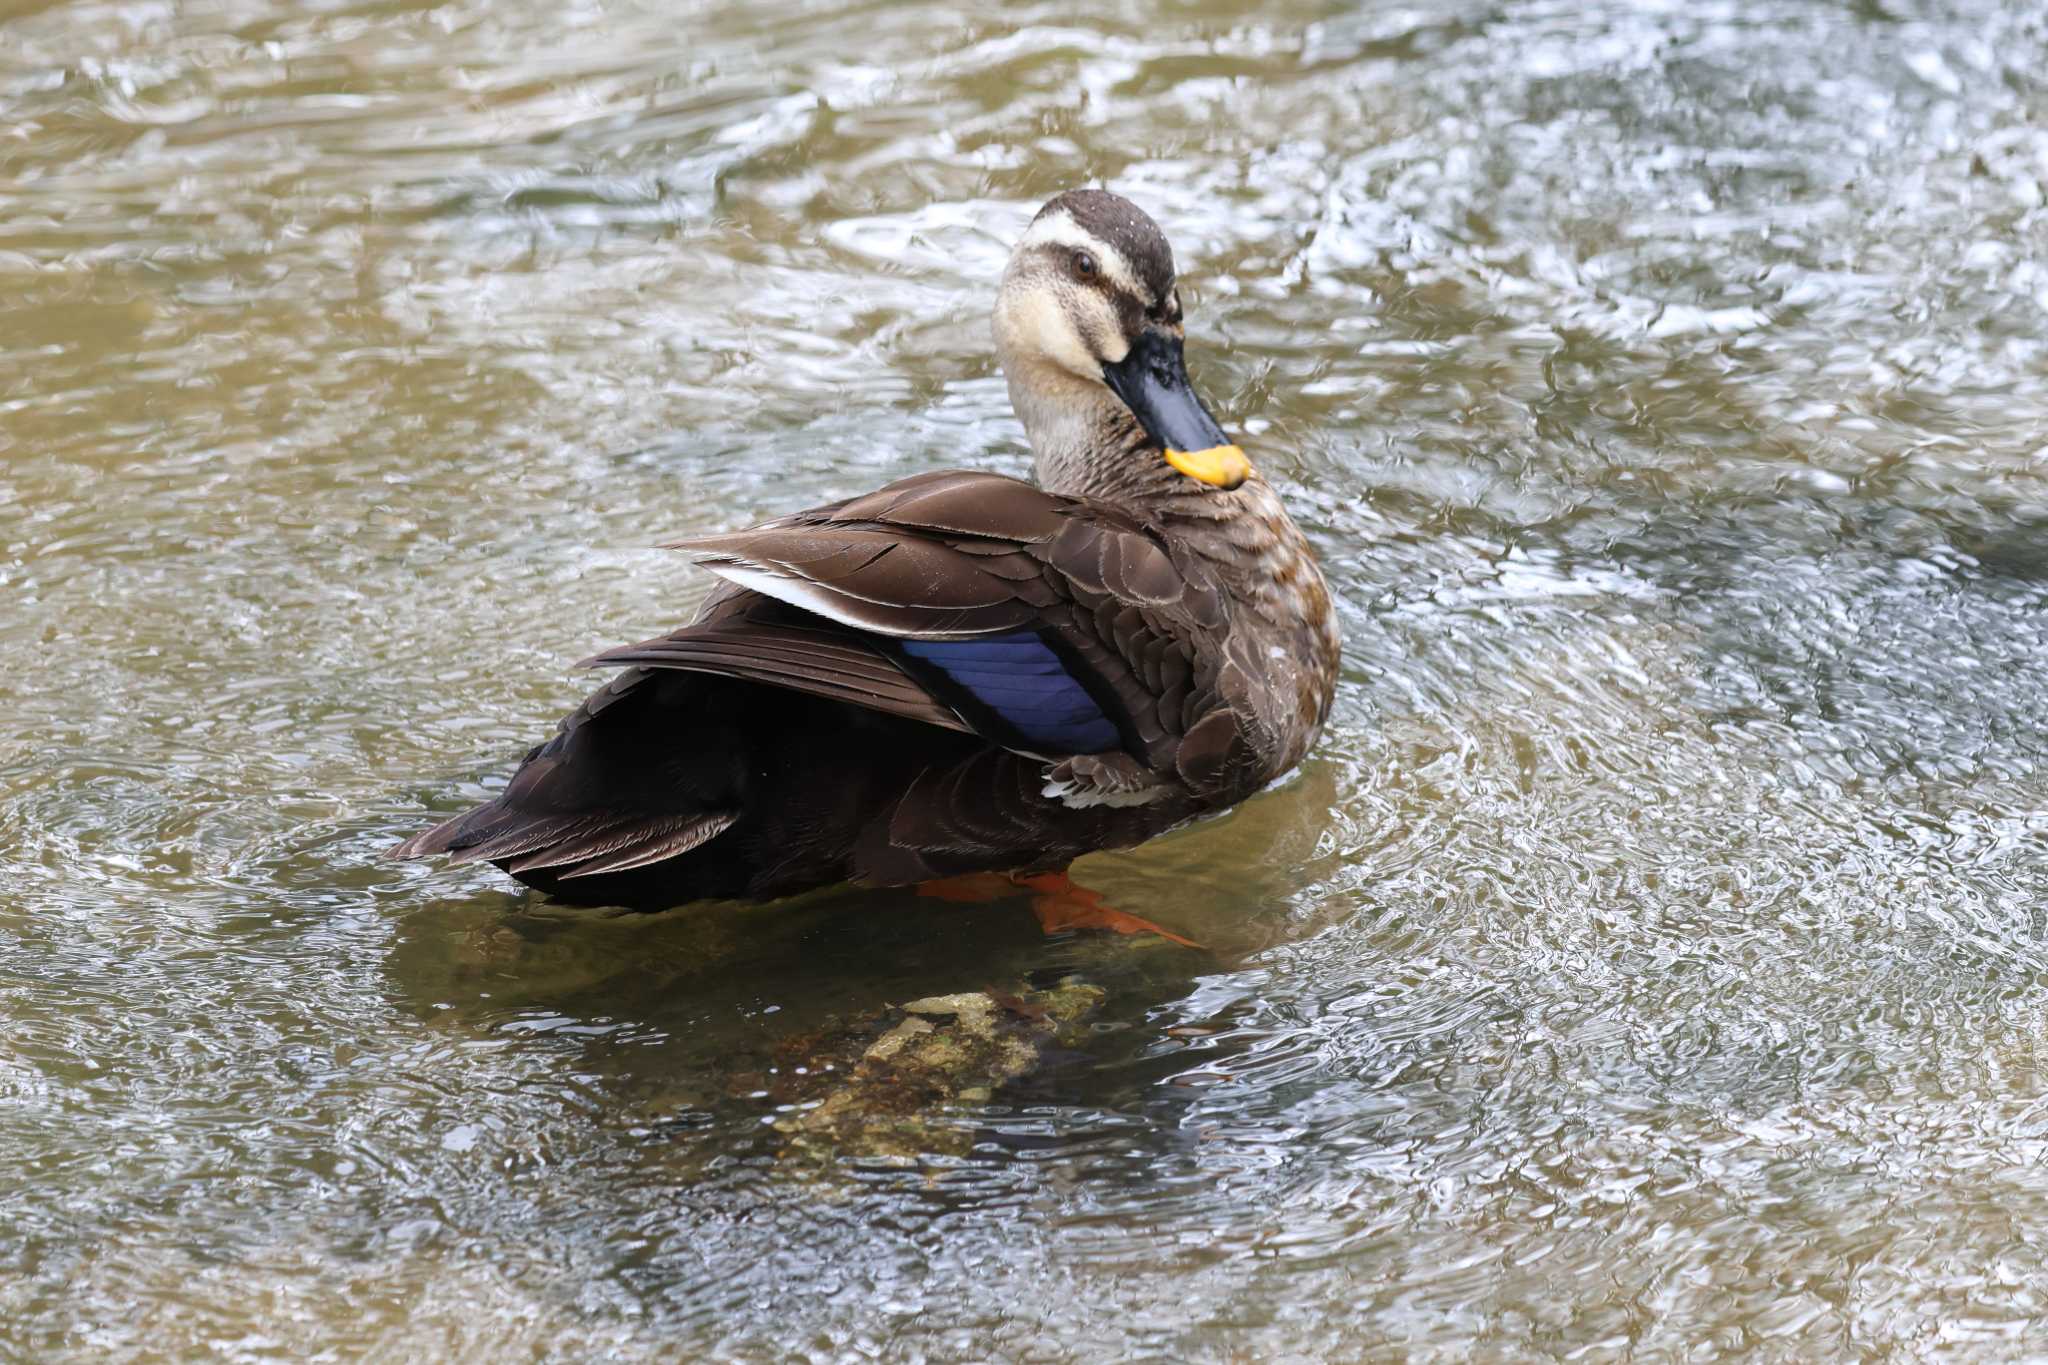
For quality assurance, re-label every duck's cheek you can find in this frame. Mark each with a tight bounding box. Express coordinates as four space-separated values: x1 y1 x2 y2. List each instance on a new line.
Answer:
996 289 1102 381
1070 290 1130 367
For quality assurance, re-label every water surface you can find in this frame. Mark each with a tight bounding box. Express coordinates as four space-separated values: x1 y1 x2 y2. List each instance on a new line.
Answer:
5 0 2048 1357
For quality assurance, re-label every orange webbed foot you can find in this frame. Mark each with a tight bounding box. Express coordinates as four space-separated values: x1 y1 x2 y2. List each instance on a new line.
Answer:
1013 872 1203 949
914 870 1202 948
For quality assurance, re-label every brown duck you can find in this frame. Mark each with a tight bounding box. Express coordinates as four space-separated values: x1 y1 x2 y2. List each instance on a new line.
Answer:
393 189 1341 940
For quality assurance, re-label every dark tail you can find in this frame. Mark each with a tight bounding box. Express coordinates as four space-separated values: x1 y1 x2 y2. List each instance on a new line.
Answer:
389 667 748 893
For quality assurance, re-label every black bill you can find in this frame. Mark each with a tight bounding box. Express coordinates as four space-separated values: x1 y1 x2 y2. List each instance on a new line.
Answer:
1100 329 1253 490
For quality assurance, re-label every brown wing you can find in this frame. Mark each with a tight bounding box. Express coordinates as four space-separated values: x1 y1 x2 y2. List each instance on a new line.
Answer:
581 595 973 735
661 469 1229 775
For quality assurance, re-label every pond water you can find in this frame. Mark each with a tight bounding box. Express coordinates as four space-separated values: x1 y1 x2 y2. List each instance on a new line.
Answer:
6 0 2048 1357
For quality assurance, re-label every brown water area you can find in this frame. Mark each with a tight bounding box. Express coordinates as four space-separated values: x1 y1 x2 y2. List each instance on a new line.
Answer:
5 0 2048 1357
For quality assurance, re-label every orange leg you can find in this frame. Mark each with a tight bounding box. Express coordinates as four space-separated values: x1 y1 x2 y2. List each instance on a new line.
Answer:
915 869 1201 948
913 872 1019 903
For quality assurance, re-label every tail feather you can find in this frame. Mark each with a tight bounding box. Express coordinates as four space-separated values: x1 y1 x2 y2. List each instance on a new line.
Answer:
493 816 657 873
555 812 737 878
387 806 519 860
392 803 736 879
389 805 603 865
452 815 607 865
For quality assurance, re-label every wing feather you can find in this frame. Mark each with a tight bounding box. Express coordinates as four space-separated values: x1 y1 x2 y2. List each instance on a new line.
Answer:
653 470 1219 774
583 617 972 733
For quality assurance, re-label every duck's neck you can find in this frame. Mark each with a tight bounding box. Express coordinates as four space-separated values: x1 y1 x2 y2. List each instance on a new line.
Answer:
1007 363 1221 508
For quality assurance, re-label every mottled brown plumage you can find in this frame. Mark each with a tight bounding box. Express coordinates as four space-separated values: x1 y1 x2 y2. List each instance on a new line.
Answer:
392 190 1342 910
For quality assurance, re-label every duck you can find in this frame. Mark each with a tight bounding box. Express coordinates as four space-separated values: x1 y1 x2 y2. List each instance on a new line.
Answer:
392 189 1341 940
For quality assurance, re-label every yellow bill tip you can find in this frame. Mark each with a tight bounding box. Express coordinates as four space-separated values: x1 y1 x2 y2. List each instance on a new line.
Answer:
1164 444 1253 490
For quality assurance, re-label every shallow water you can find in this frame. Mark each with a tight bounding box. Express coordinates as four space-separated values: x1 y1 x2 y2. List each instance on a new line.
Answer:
5 0 2048 1357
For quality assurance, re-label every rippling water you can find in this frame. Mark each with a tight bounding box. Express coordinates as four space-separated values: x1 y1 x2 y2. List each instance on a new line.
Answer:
5 0 2048 1356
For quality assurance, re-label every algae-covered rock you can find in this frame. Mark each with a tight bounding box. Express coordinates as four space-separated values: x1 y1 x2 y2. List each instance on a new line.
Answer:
765 979 1105 1163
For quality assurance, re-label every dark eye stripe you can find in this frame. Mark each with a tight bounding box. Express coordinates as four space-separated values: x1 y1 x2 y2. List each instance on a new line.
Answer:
1107 285 1148 336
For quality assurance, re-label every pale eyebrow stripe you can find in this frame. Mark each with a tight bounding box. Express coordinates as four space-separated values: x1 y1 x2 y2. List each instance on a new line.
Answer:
1016 211 1148 301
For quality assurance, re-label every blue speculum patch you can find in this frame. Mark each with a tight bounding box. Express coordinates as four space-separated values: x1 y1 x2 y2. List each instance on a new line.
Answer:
899 630 1119 753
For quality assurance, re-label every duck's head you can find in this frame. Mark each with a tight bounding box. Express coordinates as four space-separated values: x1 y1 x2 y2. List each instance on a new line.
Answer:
993 189 1252 495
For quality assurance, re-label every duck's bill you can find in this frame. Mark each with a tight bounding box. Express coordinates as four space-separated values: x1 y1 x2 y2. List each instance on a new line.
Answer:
1101 331 1253 490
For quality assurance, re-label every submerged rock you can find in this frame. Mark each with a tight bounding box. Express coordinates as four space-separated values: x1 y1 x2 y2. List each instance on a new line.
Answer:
765 979 1106 1163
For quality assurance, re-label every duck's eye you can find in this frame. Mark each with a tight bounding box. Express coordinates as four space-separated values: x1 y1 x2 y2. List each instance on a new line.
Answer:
1072 250 1098 279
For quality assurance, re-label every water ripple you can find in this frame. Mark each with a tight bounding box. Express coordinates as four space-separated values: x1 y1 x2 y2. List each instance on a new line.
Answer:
6 0 2048 1357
